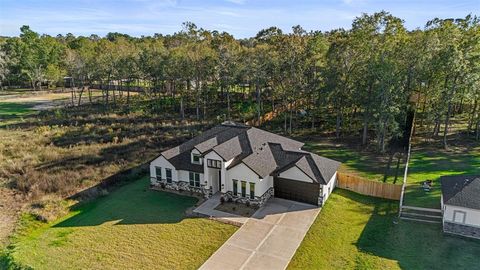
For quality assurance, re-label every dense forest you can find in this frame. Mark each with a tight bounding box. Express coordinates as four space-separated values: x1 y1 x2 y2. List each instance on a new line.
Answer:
1 11 479 151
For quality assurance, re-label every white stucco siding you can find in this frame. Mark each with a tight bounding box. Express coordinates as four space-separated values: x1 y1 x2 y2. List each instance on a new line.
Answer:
150 155 177 184
226 163 271 197
278 166 314 183
321 172 337 202
444 204 480 227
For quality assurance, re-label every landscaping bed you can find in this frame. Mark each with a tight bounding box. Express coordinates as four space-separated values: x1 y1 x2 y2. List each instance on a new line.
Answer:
215 202 257 217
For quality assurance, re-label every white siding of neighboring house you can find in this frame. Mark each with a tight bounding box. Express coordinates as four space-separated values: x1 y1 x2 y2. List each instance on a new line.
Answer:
278 166 314 183
443 204 480 227
226 163 270 197
150 156 177 184
321 172 337 202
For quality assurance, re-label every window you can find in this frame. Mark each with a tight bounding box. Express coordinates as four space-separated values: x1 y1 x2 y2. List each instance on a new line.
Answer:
192 153 202 164
232 180 238 196
189 172 200 187
207 159 222 169
249 182 255 199
155 166 162 181
241 181 247 198
165 168 172 183
453 210 466 224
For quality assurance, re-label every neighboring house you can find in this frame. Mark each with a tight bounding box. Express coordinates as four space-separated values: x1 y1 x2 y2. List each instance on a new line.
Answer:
150 121 341 207
441 175 480 239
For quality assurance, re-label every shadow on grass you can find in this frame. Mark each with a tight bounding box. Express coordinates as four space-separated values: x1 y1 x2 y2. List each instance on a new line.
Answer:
349 190 480 269
54 176 199 227
300 137 406 183
404 141 480 208
0 102 37 119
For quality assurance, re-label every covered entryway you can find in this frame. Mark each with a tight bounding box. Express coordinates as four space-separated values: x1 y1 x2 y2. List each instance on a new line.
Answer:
274 177 320 205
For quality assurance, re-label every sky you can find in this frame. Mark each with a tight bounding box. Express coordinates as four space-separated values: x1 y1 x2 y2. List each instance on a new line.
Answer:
0 0 478 38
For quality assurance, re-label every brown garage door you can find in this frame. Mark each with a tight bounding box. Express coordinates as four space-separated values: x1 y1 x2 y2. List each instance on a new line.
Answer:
274 177 320 205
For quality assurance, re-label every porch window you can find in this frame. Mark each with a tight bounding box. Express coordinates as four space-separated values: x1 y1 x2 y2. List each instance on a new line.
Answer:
249 182 255 199
155 166 162 181
165 168 172 183
241 181 247 198
233 179 238 196
189 172 200 187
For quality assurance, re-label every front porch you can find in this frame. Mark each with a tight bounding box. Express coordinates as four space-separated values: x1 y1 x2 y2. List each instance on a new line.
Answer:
150 177 210 198
193 193 249 226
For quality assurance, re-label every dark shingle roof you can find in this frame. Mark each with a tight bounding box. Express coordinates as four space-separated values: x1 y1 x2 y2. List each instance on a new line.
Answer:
270 143 340 184
157 121 341 183
441 175 480 210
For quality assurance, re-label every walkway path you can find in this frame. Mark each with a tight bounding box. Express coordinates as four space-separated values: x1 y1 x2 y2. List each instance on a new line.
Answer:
193 193 249 225
199 198 320 270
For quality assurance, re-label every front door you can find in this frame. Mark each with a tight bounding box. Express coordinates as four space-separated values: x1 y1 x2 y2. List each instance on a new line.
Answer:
218 171 222 192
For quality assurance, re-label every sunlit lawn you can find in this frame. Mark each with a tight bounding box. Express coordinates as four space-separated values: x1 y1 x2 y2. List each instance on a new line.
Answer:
404 141 480 208
289 189 480 270
303 140 405 183
4 177 236 269
0 102 37 117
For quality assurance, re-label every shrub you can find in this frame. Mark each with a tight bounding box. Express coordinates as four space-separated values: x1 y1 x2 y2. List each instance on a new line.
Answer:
28 196 71 223
220 196 225 204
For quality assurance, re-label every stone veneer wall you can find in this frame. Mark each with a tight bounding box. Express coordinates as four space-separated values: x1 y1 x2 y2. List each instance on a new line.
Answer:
221 187 274 208
444 222 480 240
152 179 210 198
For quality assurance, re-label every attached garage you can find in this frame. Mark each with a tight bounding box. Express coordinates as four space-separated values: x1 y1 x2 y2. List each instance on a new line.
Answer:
274 177 320 205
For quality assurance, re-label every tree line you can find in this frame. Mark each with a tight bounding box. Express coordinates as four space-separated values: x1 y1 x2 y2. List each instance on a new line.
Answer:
0 11 479 151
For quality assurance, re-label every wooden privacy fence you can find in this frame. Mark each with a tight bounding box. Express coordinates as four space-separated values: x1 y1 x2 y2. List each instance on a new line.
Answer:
336 172 402 200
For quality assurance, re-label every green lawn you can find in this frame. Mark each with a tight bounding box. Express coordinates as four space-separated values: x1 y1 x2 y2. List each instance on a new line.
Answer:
2 177 236 269
404 141 480 208
302 138 404 183
289 189 480 270
0 102 37 118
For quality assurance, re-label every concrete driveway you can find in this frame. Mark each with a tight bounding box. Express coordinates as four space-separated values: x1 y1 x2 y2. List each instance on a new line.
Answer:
199 198 320 270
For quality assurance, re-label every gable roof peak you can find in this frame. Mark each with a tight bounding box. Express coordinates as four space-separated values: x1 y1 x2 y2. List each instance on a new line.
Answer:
221 121 250 128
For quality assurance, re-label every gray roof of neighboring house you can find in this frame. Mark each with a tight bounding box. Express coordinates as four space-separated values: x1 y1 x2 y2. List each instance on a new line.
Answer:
441 175 480 210
158 121 341 184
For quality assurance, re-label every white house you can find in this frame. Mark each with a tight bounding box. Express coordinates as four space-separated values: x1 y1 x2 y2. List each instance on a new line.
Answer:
150 121 341 207
441 175 480 239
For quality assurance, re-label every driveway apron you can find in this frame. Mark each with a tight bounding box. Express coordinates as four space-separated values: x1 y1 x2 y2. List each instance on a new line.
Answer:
199 198 320 270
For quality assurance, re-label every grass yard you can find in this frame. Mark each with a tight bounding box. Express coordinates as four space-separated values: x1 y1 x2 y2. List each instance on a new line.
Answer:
404 139 480 208
2 177 236 269
301 136 405 183
0 102 37 118
289 189 480 270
